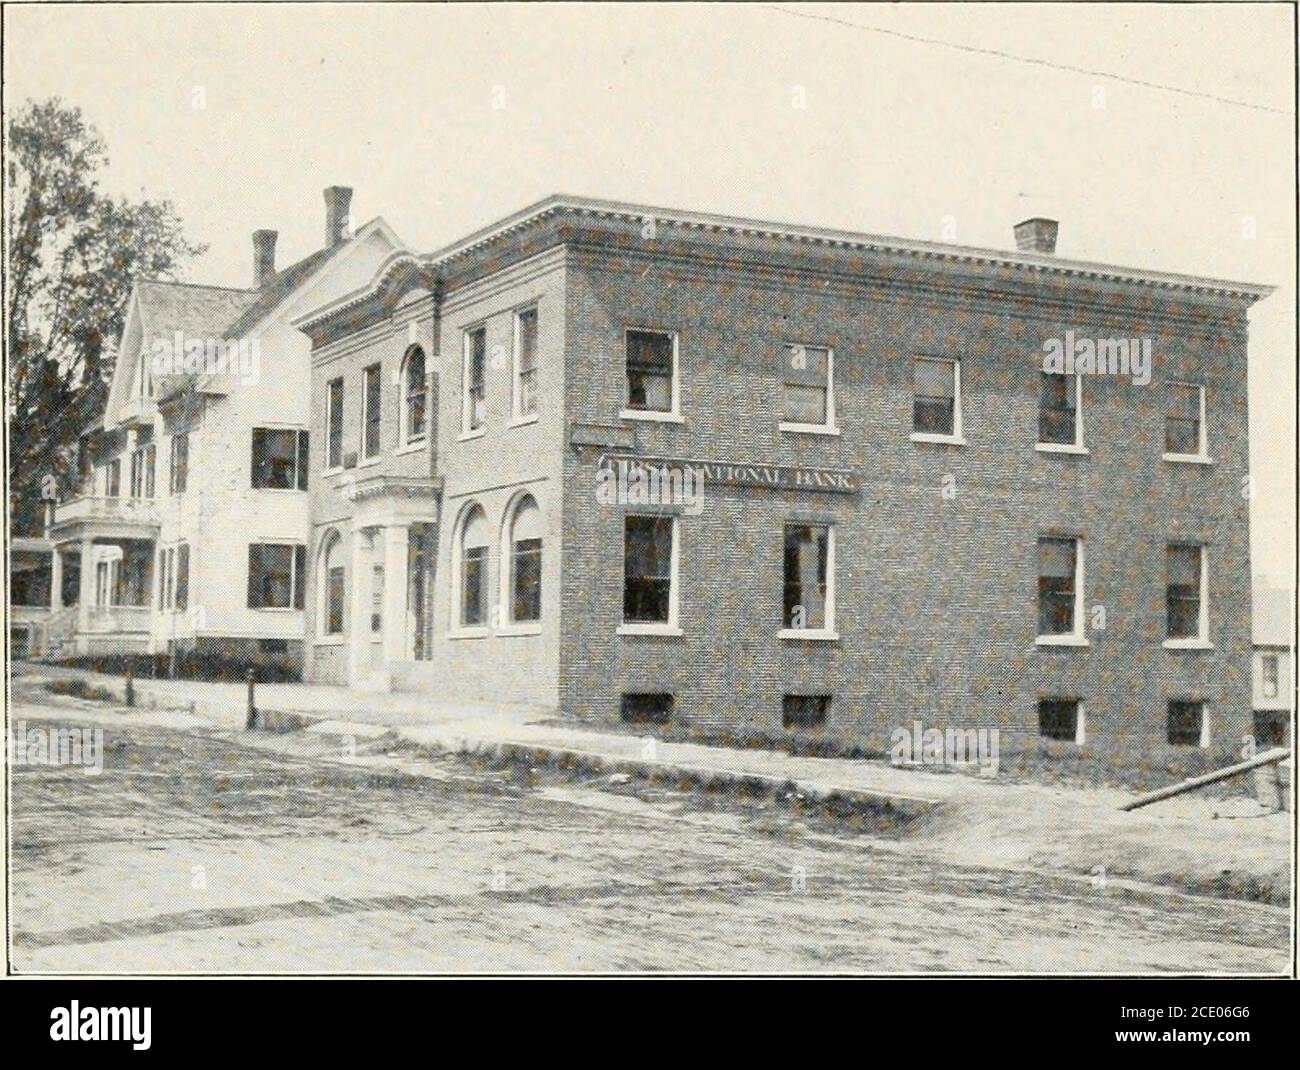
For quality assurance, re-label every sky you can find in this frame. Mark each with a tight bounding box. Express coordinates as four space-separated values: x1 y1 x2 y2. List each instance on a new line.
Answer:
5 2 1294 588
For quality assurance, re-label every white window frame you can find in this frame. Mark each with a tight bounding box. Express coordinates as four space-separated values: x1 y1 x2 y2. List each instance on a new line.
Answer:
247 542 305 612
498 492 543 635
1038 697 1087 746
779 343 839 436
617 512 682 636
460 326 488 440
360 363 382 462
1262 654 1280 699
449 502 491 638
1035 535 1089 647
910 356 965 445
1164 543 1212 649
399 346 428 447
1168 699 1211 749
316 529 346 643
779 522 838 641
620 327 683 424
1036 370 1088 454
324 377 344 472
1162 381 1211 464
511 306 540 426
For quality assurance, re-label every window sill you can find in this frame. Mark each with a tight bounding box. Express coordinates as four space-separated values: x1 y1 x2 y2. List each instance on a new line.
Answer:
448 626 490 640
458 427 488 442
250 607 299 614
508 413 540 428
779 628 840 641
1035 634 1090 648
620 409 684 425
1036 442 1090 456
779 422 840 437
253 487 308 493
910 432 966 446
1163 638 1214 650
394 441 426 456
323 467 345 478
617 623 683 637
313 636 347 647
1162 453 1214 466
497 622 542 637
356 456 383 469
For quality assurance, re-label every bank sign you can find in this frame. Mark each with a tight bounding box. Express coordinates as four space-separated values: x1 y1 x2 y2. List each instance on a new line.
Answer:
600 453 860 494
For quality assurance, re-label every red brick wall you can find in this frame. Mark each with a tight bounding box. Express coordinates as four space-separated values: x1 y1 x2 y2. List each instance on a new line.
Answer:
558 243 1254 765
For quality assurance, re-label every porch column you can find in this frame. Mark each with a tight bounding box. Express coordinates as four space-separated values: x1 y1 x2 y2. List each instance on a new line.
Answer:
382 524 410 665
347 526 373 685
50 547 63 611
76 537 95 642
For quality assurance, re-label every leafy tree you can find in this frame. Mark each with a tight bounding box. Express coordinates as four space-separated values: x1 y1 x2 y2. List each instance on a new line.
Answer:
6 98 206 535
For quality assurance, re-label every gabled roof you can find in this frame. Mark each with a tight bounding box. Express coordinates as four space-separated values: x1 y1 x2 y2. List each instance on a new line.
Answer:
1254 587 1293 647
135 280 260 338
221 243 346 340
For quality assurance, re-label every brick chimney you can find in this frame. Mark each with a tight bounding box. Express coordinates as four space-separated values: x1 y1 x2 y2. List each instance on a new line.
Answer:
252 229 278 287
324 186 353 248
1014 218 1059 255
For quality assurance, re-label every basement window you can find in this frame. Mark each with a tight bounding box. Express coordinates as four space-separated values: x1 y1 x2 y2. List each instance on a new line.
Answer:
782 694 830 729
1038 698 1083 743
620 693 674 725
1167 700 1206 747
1253 710 1287 748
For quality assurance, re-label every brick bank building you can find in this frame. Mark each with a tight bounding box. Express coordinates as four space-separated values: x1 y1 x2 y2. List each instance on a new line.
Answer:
295 196 1269 761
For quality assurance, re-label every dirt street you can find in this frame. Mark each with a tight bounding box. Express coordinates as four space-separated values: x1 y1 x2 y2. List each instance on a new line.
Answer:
7 700 1290 973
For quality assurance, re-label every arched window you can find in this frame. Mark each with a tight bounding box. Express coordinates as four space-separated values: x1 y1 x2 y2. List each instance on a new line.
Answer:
502 494 542 624
401 345 427 444
455 504 490 629
319 529 345 636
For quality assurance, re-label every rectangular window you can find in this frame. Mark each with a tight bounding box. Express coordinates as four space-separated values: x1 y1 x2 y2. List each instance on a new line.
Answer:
1037 536 1082 638
1166 543 1206 641
130 450 143 498
623 514 676 626
913 357 959 438
1038 371 1080 446
326 565 345 635
327 377 344 469
515 307 539 419
782 694 830 729
1167 700 1206 747
362 364 382 458
464 327 487 432
620 693 674 725
783 523 833 633
1038 698 1082 743
247 543 305 609
157 547 168 609
511 537 542 623
1165 382 1205 457
175 544 189 612
251 428 308 490
781 344 832 429
165 547 176 610
169 433 188 494
1254 709 1286 748
1262 654 1280 699
461 545 487 626
105 459 121 498
624 329 675 415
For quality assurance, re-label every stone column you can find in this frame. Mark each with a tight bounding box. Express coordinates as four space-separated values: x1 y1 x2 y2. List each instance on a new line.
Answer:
382 524 410 666
347 526 373 686
76 537 95 651
50 547 63 611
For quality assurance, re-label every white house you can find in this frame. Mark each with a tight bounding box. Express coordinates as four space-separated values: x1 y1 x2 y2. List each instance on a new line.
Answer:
1252 584 1293 747
44 188 404 676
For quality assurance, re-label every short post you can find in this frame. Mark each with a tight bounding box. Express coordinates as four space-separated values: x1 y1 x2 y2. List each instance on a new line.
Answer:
245 669 257 730
124 666 134 707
